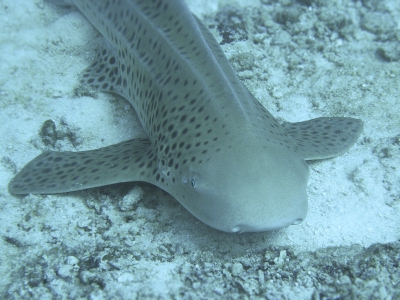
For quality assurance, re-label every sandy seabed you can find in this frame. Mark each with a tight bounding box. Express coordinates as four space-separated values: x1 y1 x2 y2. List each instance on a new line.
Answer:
0 0 399 298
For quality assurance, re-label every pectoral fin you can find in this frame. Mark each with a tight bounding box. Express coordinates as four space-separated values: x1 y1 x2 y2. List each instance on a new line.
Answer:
282 117 363 160
9 138 156 194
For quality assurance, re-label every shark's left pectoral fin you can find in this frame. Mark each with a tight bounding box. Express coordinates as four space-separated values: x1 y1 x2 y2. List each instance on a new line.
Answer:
9 138 156 194
282 117 363 160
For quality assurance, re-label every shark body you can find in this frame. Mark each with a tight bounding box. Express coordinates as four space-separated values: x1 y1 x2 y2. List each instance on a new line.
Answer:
9 0 363 232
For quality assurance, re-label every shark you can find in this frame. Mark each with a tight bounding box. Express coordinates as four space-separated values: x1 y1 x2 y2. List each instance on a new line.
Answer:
8 0 363 233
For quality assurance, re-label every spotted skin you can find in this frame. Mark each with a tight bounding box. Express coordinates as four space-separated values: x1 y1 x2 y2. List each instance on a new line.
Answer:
8 0 363 233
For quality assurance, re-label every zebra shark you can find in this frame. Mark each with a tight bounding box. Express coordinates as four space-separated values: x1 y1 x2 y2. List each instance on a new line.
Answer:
8 0 363 232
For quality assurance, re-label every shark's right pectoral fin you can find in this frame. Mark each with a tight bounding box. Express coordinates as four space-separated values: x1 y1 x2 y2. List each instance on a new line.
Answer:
8 138 157 194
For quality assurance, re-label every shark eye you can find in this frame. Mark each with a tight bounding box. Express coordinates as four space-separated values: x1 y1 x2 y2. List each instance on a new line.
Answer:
191 178 196 188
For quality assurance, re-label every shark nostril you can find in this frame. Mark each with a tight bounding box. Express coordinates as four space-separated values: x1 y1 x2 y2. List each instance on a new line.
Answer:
231 226 241 233
292 218 304 225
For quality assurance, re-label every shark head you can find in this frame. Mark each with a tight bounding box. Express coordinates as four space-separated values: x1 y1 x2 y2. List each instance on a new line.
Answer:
168 139 309 233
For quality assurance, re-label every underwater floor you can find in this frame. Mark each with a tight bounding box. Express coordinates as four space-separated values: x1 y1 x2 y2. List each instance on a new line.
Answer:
0 0 399 298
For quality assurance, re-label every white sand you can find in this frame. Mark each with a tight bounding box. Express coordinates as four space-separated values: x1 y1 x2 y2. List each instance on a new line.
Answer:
0 0 399 298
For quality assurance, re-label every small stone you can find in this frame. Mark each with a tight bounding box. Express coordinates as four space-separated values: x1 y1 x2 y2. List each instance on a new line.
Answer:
214 287 224 295
377 43 400 62
231 262 244 277
192 282 201 289
274 250 287 267
360 12 394 35
67 256 79 265
271 30 291 45
58 264 74 279
119 187 144 211
339 275 351 285
258 270 265 284
40 119 57 147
